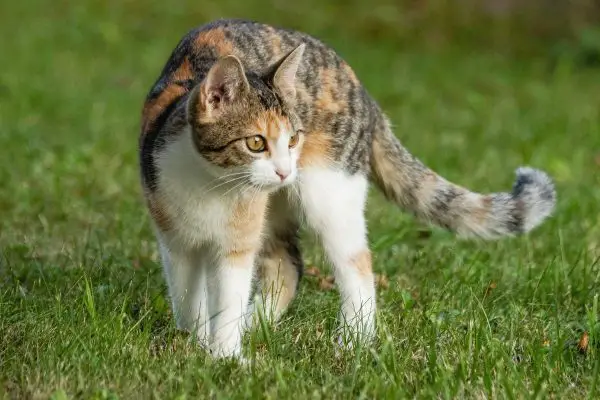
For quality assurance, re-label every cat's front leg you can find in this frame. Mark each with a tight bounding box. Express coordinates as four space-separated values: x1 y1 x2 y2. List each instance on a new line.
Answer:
207 196 268 359
207 248 257 359
158 239 210 347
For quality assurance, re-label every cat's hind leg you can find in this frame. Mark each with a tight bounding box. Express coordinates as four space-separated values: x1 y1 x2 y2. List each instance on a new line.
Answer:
298 168 376 348
253 190 304 324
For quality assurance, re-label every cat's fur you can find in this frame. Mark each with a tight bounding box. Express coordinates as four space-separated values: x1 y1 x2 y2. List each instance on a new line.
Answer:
139 19 556 358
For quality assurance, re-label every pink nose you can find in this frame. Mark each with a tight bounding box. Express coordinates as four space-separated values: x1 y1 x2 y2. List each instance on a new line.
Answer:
275 170 289 181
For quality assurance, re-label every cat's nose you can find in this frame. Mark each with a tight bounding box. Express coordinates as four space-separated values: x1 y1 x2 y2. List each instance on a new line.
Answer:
275 170 289 181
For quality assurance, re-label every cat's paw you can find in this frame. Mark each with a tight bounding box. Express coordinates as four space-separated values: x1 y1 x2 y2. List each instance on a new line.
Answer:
209 346 239 358
208 336 250 361
206 348 251 367
334 323 375 357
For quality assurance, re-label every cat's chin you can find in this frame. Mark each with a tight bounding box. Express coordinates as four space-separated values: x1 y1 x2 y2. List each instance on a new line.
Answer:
258 182 285 192
251 180 292 193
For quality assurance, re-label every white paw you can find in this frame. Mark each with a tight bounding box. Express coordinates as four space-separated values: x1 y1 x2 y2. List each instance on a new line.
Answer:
209 347 240 359
334 318 375 355
208 336 244 360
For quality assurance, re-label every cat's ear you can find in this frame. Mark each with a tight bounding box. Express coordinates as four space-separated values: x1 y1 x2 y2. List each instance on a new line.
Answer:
187 55 249 122
272 43 306 101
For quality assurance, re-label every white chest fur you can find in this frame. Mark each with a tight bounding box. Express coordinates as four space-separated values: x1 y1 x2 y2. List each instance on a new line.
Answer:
153 132 257 248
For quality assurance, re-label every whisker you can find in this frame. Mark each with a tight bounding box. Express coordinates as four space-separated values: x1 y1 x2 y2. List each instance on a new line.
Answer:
198 171 252 192
221 178 251 198
247 184 263 211
203 177 249 196
239 182 256 198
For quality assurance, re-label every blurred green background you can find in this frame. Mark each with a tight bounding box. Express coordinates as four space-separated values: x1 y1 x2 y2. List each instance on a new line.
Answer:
1 1 599 398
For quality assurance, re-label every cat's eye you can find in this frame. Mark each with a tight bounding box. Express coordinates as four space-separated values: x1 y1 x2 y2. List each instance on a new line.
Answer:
246 135 267 152
289 132 300 148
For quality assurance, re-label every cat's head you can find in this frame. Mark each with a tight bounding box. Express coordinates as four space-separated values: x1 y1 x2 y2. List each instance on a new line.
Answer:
186 44 306 190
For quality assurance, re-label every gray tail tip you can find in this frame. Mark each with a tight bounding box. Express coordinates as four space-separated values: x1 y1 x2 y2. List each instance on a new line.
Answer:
512 166 557 231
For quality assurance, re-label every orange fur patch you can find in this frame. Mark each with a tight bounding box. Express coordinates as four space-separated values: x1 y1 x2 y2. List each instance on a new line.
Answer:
342 61 359 85
141 57 194 135
225 194 269 264
172 57 194 81
315 67 343 113
229 194 268 231
251 110 292 153
141 84 187 135
298 131 335 168
350 249 373 276
258 245 299 315
194 28 235 57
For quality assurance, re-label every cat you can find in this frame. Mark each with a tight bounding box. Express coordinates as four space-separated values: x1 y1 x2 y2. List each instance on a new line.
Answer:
139 19 556 359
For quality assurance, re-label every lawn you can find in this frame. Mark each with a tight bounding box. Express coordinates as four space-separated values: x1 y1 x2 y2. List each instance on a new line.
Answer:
1 0 599 398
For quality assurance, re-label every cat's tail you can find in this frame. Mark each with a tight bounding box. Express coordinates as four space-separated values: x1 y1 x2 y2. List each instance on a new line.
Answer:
369 117 556 239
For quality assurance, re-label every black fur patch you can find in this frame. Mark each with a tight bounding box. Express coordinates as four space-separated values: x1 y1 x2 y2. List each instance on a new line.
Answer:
431 186 461 215
140 100 182 192
505 200 525 234
511 173 534 197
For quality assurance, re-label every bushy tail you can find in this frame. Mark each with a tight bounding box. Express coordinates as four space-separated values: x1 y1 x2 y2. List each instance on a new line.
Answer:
370 119 556 239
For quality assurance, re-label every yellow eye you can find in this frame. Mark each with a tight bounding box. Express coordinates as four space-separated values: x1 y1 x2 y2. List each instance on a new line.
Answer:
246 135 267 152
289 132 300 148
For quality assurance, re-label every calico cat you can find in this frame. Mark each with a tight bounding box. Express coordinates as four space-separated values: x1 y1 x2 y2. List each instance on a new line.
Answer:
139 19 556 358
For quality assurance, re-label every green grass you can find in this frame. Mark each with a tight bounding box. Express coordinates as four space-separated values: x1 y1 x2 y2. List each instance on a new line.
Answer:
1 1 600 398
